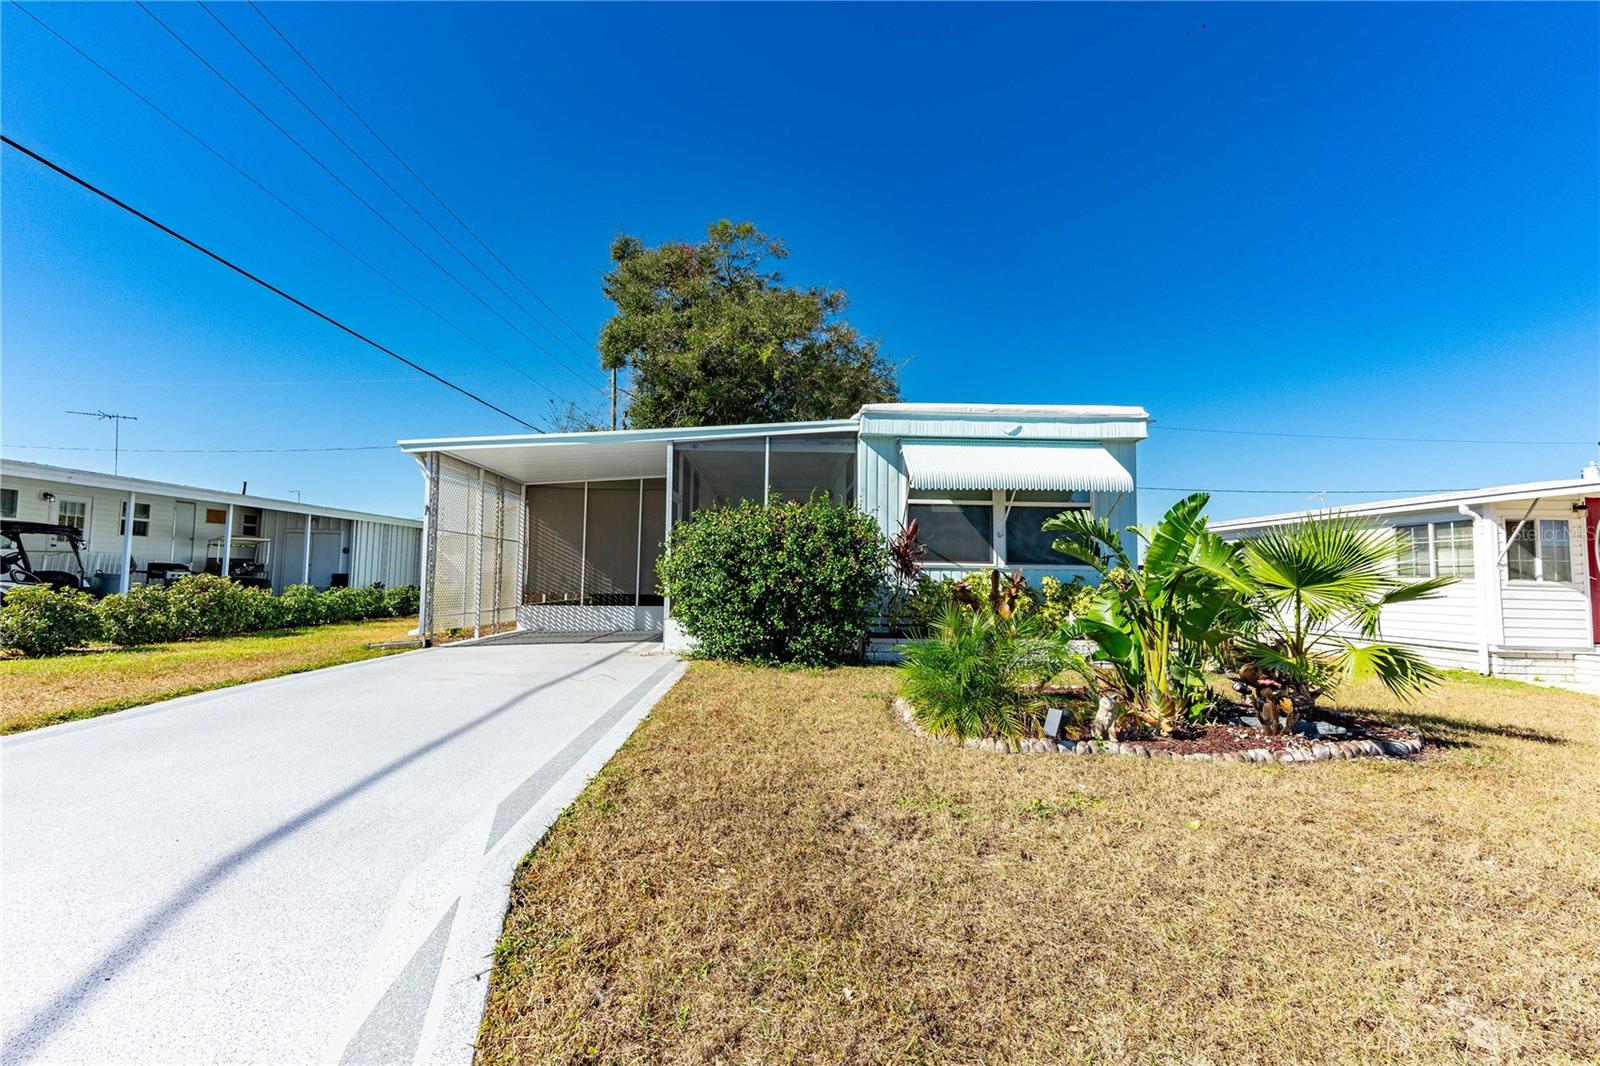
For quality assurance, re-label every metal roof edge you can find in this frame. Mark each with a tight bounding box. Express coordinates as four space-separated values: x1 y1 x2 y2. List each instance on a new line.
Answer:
0 458 422 527
397 418 860 452
1209 476 1600 530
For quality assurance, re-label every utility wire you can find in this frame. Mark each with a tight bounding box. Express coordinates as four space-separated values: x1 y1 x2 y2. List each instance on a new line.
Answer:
5 443 393 454
197 0 608 395
246 0 596 353
1158 425 1592 447
1 135 541 431
6 1 579 414
132 1 585 401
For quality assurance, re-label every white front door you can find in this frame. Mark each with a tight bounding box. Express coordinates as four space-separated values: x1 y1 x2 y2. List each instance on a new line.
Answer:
172 502 197 565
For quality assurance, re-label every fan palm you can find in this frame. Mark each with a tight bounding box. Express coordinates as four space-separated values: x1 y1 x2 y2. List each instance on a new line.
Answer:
1225 513 1452 732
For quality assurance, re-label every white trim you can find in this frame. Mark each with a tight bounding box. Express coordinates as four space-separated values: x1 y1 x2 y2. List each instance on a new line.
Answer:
1213 475 1600 532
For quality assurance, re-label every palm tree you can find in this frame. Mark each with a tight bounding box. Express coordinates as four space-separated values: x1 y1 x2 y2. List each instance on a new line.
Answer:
1225 513 1451 733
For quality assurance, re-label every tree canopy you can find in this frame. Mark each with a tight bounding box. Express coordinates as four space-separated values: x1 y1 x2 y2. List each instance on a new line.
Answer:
598 220 899 429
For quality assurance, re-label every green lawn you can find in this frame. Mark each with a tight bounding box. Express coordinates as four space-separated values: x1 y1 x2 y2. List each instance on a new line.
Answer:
0 616 420 734
478 664 1600 1064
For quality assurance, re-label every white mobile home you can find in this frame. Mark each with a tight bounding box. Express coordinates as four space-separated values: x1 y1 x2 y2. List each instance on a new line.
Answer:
398 403 1148 646
1211 466 1600 695
0 460 422 593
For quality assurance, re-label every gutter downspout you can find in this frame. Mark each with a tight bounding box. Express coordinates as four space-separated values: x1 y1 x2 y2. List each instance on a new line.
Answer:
1461 503 1502 676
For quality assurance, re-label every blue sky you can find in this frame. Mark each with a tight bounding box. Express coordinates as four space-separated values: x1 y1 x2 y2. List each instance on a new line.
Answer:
3 1 1596 520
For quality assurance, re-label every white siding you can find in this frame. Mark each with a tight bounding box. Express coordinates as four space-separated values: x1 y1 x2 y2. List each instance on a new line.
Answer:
350 519 422 588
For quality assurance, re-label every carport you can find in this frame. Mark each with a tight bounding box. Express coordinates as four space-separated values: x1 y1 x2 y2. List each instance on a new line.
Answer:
399 419 858 642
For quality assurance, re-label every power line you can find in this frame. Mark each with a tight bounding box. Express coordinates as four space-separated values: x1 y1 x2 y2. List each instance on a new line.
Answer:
196 0 608 396
131 1 585 401
245 0 596 353
1158 424 1592 447
1 134 541 431
6 1 577 413
5 443 392 454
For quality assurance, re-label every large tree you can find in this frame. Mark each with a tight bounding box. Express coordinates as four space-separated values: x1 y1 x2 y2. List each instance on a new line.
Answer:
598 220 899 428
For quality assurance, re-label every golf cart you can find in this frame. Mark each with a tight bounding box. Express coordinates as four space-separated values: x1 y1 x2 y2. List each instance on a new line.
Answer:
0 520 94 600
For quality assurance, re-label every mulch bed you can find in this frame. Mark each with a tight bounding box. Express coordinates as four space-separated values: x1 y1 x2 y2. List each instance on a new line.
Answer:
1075 704 1418 756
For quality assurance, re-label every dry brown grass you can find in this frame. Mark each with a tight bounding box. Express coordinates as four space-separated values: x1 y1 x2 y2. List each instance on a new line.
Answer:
0 617 419 734
478 665 1600 1065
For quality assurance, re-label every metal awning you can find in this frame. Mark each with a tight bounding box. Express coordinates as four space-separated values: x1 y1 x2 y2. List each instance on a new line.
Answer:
900 440 1134 493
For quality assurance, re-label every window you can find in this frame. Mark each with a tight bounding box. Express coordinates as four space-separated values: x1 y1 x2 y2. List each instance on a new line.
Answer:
205 507 227 525
1432 520 1474 577
119 500 151 537
55 499 88 534
1506 519 1573 582
241 512 260 536
1395 525 1430 578
1003 492 1092 565
1395 520 1474 579
0 488 16 518
907 501 994 565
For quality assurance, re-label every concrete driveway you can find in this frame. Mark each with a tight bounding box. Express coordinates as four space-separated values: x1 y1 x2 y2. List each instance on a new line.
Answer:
1 639 684 1066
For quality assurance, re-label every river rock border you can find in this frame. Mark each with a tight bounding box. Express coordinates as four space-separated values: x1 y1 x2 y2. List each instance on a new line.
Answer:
892 698 1423 763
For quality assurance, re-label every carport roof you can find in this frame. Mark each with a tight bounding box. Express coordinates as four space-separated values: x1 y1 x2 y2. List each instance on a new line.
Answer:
397 418 858 484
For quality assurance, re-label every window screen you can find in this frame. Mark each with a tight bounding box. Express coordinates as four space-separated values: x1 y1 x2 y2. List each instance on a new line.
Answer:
0 488 17 518
119 501 152 538
1005 504 1085 565
908 503 993 565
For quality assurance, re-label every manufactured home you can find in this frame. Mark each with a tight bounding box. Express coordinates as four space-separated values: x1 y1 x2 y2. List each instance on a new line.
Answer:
1212 466 1600 695
399 403 1149 648
0 460 423 593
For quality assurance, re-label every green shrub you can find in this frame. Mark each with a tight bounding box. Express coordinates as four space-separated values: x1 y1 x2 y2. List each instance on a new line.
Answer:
165 573 253 639
657 499 888 666
277 584 325 627
241 586 291 631
320 585 387 623
898 605 1064 740
0 584 101 657
1036 575 1095 630
382 585 420 618
95 584 177 646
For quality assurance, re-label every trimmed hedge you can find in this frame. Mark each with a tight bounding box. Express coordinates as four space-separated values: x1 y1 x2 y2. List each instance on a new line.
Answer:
0 576 422 656
657 499 888 666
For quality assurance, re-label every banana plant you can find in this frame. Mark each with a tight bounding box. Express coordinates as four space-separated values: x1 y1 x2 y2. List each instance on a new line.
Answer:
1043 492 1250 735
1225 513 1451 733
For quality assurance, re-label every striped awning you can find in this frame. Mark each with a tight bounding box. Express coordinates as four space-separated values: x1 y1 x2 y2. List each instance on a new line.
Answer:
900 440 1133 494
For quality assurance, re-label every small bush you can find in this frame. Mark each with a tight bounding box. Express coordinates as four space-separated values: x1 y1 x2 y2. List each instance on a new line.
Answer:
96 584 177 646
165 573 253 639
277 584 325 627
1037 575 1095 630
382 585 420 618
657 499 888 666
0 584 101 657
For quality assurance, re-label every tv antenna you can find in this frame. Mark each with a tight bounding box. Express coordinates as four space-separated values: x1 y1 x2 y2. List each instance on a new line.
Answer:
67 409 139 475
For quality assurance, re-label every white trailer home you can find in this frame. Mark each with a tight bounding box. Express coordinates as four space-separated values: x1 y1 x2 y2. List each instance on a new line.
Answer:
0 460 422 593
1211 465 1600 695
398 403 1149 647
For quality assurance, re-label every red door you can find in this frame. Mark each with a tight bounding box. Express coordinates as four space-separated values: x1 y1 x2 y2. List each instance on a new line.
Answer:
1586 498 1600 645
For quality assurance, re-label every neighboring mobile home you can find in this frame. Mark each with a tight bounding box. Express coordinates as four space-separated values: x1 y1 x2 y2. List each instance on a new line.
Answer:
398 403 1149 648
1211 465 1600 695
0 460 423 593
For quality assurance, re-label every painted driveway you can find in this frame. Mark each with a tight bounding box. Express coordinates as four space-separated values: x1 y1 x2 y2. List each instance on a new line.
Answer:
1 640 683 1065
